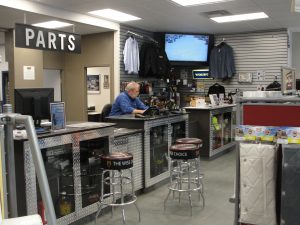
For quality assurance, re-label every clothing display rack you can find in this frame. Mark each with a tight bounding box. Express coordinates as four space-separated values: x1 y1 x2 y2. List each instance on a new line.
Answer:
126 30 158 44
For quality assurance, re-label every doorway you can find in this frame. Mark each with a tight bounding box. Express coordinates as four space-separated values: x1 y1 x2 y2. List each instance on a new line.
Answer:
43 69 62 102
86 66 111 121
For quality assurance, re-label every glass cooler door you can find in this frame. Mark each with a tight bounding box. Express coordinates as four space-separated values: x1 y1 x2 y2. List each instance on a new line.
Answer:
79 137 109 208
211 113 223 150
149 125 169 178
223 112 233 145
171 121 186 144
37 144 75 219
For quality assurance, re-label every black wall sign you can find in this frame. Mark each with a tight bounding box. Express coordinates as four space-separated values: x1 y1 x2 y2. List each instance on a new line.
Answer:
15 23 81 54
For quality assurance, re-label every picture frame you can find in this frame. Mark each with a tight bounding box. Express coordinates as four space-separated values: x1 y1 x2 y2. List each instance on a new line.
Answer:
281 66 296 95
50 102 66 131
103 74 110 89
87 74 100 94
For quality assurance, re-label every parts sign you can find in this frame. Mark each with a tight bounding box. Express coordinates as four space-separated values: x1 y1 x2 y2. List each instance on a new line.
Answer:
15 23 81 53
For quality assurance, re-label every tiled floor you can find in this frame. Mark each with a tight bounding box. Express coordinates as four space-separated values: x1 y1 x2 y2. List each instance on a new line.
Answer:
85 149 235 225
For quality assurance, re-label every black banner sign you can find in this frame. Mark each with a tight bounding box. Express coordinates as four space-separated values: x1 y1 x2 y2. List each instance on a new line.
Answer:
15 23 81 54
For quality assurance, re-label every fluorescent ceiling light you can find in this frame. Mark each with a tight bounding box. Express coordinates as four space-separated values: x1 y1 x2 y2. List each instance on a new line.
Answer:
211 12 269 23
32 20 73 29
88 9 141 22
170 0 233 6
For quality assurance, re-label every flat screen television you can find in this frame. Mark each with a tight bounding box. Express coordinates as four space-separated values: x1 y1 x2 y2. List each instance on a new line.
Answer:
15 88 54 127
164 33 214 67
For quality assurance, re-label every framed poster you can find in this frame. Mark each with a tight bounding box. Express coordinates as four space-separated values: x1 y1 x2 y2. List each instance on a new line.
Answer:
282 66 296 94
103 74 109 89
50 102 66 130
87 74 100 94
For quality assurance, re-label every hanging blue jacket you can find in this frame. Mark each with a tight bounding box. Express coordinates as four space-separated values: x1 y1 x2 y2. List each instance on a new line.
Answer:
209 42 236 79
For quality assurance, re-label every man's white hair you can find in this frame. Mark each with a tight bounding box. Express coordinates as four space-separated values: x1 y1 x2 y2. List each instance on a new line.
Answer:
125 82 140 92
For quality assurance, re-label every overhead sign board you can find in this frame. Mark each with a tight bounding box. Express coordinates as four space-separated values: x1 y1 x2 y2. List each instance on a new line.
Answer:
15 23 81 53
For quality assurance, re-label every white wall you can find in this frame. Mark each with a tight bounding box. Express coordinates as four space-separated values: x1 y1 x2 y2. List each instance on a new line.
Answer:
43 69 61 101
292 32 300 79
87 67 111 113
0 32 8 73
0 32 8 101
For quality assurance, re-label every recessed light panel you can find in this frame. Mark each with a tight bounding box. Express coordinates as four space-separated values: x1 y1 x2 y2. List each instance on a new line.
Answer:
211 12 269 23
32 20 73 29
170 0 234 6
88 9 141 22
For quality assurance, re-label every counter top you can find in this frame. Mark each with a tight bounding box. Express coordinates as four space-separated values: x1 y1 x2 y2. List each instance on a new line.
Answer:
114 128 143 137
184 104 236 110
14 122 115 141
238 96 300 103
107 113 188 121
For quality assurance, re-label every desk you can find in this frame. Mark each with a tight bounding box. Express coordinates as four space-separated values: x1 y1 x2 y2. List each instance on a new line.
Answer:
87 112 101 122
107 113 189 187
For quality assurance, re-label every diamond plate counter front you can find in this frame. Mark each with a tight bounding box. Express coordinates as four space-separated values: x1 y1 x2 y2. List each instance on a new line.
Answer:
14 123 115 225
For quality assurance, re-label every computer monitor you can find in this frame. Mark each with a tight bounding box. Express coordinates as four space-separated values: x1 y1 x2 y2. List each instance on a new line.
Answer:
14 88 54 127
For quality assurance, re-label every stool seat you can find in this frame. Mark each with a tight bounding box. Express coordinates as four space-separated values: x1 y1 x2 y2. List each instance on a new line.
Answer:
96 152 140 225
100 152 133 170
170 144 200 160
176 138 203 146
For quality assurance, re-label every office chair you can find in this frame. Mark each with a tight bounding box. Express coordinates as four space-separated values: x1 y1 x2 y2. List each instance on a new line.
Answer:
101 104 112 122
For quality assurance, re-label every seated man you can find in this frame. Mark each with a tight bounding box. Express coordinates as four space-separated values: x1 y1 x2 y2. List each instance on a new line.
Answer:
109 82 148 116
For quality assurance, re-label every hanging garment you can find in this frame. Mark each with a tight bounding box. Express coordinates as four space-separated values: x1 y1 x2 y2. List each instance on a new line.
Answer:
281 145 300 225
139 43 170 78
207 83 225 97
209 42 236 80
239 143 277 225
123 37 140 74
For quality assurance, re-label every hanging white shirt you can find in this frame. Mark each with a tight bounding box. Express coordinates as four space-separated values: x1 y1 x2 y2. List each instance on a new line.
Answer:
123 37 140 74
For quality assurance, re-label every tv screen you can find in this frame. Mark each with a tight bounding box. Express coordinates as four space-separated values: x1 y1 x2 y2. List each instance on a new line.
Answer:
165 33 210 63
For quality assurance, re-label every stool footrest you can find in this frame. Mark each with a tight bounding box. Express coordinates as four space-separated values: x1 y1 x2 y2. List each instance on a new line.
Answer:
100 192 138 206
103 175 132 185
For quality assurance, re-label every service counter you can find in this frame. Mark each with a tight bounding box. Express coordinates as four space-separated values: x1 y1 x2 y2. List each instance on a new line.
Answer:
107 113 189 187
13 122 143 225
185 104 236 159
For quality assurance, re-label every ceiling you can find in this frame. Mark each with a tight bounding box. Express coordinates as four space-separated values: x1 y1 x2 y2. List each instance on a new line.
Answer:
0 0 300 34
0 5 111 35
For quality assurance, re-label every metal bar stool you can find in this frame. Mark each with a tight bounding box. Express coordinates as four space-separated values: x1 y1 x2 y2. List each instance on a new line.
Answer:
164 141 205 216
95 152 141 225
175 138 205 205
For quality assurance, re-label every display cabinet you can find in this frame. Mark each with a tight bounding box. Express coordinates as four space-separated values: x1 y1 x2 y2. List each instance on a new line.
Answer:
171 121 187 144
149 125 169 179
37 143 75 221
107 114 189 188
185 105 236 158
14 123 115 225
